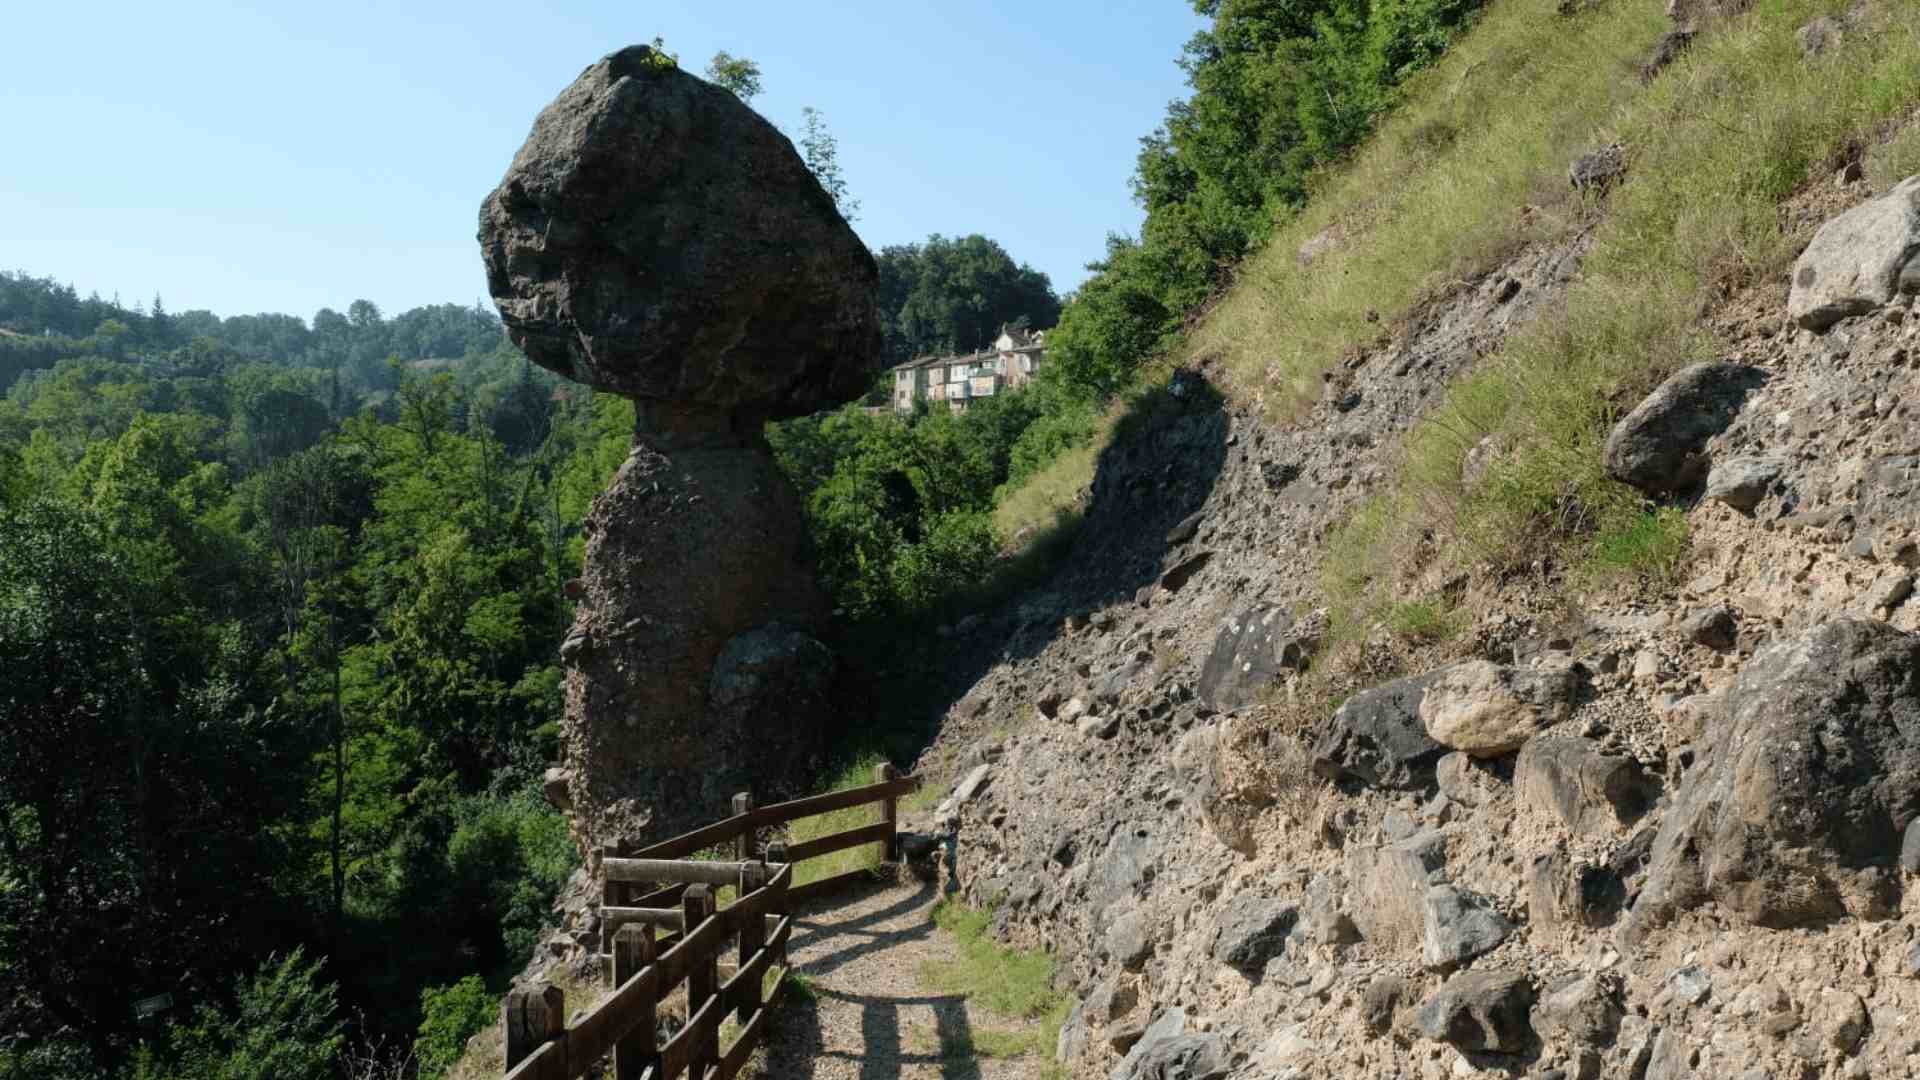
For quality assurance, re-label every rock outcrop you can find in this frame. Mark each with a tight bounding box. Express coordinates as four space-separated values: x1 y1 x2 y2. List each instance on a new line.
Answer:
1629 618 1920 934
1788 175 1920 331
481 45 881 851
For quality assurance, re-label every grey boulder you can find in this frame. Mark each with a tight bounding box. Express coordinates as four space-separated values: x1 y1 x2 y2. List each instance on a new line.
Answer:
1312 670 1448 788
1704 454 1786 513
479 44 880 442
1603 361 1766 495
1629 619 1920 934
1196 604 1314 710
1416 970 1536 1054
1211 898 1299 977
1423 885 1516 971
1789 174 1920 331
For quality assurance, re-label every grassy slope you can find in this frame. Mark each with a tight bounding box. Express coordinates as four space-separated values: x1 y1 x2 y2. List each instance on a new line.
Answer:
993 0 1920 639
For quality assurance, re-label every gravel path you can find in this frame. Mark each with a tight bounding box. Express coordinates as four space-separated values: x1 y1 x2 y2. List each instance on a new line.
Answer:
758 876 1045 1080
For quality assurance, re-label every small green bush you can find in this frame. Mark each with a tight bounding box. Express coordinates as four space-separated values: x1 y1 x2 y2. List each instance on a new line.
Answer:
129 950 343 1080
414 976 496 1079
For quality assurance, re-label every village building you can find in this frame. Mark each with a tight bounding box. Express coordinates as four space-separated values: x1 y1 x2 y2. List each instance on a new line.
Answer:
888 325 1047 413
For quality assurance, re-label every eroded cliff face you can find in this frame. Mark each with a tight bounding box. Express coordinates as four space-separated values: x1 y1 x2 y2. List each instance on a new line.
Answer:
479 44 880 855
911 171 1920 1079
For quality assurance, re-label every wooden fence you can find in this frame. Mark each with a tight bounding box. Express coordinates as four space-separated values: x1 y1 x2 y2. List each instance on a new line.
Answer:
502 764 919 1080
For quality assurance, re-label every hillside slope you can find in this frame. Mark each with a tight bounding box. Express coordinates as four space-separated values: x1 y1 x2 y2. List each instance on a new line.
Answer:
911 0 1920 1077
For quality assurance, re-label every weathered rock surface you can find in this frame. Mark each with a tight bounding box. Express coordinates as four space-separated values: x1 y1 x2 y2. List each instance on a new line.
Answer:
1854 455 1920 566
1196 605 1313 710
1416 970 1536 1053
1788 175 1920 332
1704 454 1785 512
560 445 837 848
1109 1009 1229 1080
1422 884 1516 970
1211 898 1298 976
1569 144 1625 192
1516 735 1658 834
1631 619 1920 933
479 44 880 443
1603 361 1766 494
1312 670 1448 787
1419 660 1580 757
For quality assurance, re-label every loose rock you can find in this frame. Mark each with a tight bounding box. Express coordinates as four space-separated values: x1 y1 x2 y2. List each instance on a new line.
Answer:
1603 362 1767 494
1416 969 1537 1053
1788 175 1920 332
1419 661 1580 757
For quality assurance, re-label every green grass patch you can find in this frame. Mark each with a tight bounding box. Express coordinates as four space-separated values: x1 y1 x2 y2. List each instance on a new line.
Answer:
1866 112 1920 190
1588 506 1691 581
785 754 889 889
1386 595 1468 644
919 899 1071 1064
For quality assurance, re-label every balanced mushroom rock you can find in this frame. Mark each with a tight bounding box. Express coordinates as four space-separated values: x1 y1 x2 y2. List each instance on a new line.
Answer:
480 44 880 444
480 45 881 852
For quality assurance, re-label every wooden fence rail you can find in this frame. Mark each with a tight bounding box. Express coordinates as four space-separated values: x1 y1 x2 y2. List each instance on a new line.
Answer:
502 766 918 1080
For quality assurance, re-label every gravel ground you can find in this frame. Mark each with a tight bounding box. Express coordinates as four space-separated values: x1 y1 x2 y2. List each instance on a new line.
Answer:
758 877 1045 1080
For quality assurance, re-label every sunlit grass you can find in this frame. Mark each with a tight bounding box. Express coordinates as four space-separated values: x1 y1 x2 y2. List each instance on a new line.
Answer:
784 754 888 889
918 899 1072 1067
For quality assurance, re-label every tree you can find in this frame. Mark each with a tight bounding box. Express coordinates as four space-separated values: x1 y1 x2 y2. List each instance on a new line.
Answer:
704 51 762 102
877 236 1061 362
800 107 859 223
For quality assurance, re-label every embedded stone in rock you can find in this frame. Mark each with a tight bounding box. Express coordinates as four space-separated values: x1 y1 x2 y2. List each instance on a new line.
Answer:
1516 735 1659 834
1901 818 1920 874
1347 830 1451 948
1603 361 1766 494
1531 973 1623 1048
1198 604 1316 711
1788 175 1920 332
1211 898 1299 977
1681 606 1738 650
1422 884 1515 970
1419 660 1580 758
1704 454 1785 513
1628 619 1920 936
1855 456 1920 566
1312 669 1448 787
1416 970 1536 1054
1105 908 1152 971
479 44 880 441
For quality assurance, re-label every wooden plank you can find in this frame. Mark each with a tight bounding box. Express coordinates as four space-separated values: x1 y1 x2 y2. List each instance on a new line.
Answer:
657 993 723 1079
752 776 919 825
785 820 892 863
635 882 686 909
630 813 753 861
605 858 751 886
788 866 886 906
501 1037 567 1080
721 863 793 923
602 906 686 933
652 902 731 991
712 1003 771 1080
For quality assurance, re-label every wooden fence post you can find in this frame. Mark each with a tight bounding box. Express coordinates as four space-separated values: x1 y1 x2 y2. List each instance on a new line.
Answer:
765 842 790 968
503 982 564 1074
732 791 754 861
736 860 768 1024
684 884 720 1073
875 762 900 862
601 840 624 955
611 924 658 1080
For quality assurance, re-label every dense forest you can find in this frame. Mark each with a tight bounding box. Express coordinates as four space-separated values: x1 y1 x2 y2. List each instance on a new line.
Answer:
2 0 1488 1071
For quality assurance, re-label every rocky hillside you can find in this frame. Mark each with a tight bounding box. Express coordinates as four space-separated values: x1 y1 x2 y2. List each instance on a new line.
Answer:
908 14 1920 1080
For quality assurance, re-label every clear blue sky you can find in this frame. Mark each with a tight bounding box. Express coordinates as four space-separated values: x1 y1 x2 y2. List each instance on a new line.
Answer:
2 1 1205 323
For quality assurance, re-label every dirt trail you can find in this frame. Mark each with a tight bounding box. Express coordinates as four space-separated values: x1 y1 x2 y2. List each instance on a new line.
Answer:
760 877 1045 1080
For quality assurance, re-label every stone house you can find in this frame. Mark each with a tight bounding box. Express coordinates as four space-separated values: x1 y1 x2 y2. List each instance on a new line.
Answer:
888 326 1047 413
